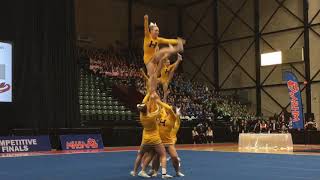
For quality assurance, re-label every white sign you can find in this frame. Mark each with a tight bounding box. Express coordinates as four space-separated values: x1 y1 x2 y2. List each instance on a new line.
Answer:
0 42 12 102
261 51 282 66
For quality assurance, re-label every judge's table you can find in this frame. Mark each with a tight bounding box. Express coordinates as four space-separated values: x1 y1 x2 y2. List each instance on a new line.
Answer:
238 133 293 152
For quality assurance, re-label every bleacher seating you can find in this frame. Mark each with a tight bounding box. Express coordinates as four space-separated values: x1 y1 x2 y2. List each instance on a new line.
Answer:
79 69 135 126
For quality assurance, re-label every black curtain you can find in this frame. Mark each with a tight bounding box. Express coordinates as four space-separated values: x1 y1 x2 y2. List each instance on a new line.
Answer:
0 0 79 132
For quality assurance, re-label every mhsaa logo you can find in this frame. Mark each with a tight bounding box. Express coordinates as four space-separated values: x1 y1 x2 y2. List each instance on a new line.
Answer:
0 82 10 93
66 138 99 150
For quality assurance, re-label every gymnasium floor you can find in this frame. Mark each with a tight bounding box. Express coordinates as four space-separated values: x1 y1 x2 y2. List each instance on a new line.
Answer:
0 144 319 180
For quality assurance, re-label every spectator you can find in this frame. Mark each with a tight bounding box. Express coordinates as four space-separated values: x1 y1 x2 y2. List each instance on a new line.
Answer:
253 120 261 133
305 118 317 131
260 120 268 133
206 127 214 144
239 120 247 133
197 123 206 144
280 122 288 133
192 127 199 144
268 119 279 133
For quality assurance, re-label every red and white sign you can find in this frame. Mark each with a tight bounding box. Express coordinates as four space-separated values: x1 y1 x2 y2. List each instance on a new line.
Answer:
0 82 10 93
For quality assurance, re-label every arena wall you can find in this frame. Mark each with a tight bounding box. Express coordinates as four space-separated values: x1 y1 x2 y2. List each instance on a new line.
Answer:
75 0 178 49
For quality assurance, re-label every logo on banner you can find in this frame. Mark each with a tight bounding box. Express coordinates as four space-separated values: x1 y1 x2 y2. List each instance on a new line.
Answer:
287 80 300 122
60 134 104 150
284 71 304 129
0 82 10 93
66 138 99 150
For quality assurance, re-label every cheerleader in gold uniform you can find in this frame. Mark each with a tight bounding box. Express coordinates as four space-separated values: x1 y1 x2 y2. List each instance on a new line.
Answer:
131 92 173 178
143 14 185 76
171 109 181 145
170 108 182 168
159 53 182 102
148 101 184 177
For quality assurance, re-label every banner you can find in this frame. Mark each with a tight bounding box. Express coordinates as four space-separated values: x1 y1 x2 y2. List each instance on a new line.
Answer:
0 136 51 153
0 41 13 102
283 71 304 129
59 134 104 150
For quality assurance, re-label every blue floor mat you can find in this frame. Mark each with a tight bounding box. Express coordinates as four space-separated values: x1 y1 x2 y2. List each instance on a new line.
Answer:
0 150 319 180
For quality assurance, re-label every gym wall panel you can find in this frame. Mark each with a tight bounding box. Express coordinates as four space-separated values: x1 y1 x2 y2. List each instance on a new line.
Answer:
219 38 256 88
184 45 214 81
182 0 215 86
75 0 128 48
219 0 254 41
75 0 178 49
260 0 303 33
310 25 320 81
309 0 320 24
180 0 320 118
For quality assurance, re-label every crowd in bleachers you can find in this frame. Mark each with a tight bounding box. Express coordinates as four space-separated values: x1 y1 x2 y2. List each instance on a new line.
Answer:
136 73 215 121
80 46 302 133
78 46 142 79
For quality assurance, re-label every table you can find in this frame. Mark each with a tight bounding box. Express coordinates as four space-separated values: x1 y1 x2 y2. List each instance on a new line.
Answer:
238 133 293 151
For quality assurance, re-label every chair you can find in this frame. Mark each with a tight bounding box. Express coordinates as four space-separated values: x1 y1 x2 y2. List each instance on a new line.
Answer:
84 100 90 105
119 106 125 111
79 99 83 105
126 110 132 120
96 105 102 110
114 111 120 121
96 110 103 120
89 100 95 105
